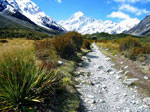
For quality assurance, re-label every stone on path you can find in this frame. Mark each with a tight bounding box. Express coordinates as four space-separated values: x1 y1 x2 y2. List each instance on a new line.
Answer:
123 78 139 86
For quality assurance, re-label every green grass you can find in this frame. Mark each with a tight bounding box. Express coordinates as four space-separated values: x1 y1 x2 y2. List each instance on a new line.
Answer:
0 44 61 111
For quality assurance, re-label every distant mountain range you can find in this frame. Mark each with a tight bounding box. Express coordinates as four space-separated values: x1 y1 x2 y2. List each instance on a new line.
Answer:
0 0 66 35
59 11 140 34
0 0 150 37
126 15 150 37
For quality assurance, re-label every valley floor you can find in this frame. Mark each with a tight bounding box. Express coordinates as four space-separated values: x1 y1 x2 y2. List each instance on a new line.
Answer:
76 44 150 112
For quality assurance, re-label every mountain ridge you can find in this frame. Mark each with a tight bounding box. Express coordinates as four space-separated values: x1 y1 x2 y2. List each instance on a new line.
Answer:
59 11 140 34
126 15 150 37
0 0 66 33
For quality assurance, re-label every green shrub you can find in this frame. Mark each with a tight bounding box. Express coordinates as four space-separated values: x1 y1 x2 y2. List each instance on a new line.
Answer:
119 37 141 51
82 39 91 49
0 49 60 111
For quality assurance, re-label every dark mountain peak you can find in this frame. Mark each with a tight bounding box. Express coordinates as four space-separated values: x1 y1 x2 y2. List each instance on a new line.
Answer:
126 15 150 37
145 15 150 18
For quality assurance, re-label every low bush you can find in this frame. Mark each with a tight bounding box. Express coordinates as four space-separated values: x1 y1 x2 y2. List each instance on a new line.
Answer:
0 39 8 43
119 37 141 51
129 43 150 60
54 32 83 59
82 39 91 49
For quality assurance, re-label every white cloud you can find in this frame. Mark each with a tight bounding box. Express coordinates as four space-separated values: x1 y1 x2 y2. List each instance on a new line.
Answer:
107 11 140 32
107 11 130 19
119 4 150 15
114 0 150 3
106 1 111 4
57 0 62 3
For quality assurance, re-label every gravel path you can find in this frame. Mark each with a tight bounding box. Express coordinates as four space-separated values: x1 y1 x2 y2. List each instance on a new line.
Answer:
76 44 150 112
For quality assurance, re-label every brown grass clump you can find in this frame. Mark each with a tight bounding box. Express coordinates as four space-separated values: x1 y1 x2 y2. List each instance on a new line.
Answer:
129 43 150 60
54 32 83 59
34 39 57 61
119 37 141 51
82 39 91 49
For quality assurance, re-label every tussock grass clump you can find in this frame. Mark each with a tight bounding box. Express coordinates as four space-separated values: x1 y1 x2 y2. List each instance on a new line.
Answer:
0 47 61 111
129 43 150 60
119 37 141 51
34 39 57 61
54 32 83 59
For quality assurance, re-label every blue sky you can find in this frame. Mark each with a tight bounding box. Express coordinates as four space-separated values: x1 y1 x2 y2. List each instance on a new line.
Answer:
32 0 150 22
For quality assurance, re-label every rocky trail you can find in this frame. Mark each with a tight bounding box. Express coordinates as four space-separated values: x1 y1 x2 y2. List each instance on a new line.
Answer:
75 44 150 112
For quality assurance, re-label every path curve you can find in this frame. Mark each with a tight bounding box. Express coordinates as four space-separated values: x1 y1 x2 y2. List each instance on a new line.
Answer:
76 44 150 112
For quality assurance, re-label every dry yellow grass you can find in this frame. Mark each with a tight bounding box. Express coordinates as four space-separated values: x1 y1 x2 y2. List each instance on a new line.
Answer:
0 38 34 57
97 42 119 51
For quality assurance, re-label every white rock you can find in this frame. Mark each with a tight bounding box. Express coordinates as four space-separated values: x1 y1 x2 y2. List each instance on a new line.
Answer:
109 71 115 75
82 56 87 60
99 99 105 103
120 62 124 64
144 76 149 80
87 95 94 99
124 71 129 75
85 99 95 104
116 75 121 79
111 63 115 67
123 78 139 85
117 70 123 74
124 66 128 69
58 61 63 65
143 97 150 105
105 57 110 61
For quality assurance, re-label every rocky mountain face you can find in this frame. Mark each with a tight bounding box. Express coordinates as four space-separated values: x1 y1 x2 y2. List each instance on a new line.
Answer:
126 15 150 37
59 11 139 34
0 0 65 33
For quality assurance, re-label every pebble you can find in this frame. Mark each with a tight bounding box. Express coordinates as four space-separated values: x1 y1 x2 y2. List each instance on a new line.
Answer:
117 70 123 74
124 66 128 69
109 71 115 75
124 71 129 75
123 78 139 86
143 97 150 105
98 65 104 70
144 76 149 80
58 60 63 65
99 99 105 103
87 95 94 99
116 75 122 79
102 84 107 89
120 62 124 64
105 57 111 61
107 69 113 73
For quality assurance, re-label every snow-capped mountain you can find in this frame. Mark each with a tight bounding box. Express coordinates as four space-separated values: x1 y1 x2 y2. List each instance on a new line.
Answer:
0 0 65 32
59 11 140 34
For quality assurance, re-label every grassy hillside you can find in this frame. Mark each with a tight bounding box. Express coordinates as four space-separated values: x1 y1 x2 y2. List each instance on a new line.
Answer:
0 14 62 39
